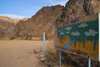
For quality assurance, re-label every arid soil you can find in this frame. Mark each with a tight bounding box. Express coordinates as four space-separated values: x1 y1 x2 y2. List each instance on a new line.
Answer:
0 40 49 67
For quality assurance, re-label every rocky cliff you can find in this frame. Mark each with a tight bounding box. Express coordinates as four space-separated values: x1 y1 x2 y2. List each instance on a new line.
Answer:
1 0 100 40
56 0 100 24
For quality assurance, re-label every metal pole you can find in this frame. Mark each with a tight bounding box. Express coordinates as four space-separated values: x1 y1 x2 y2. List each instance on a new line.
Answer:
43 32 45 58
42 32 45 58
59 50 61 67
88 57 91 67
42 33 44 57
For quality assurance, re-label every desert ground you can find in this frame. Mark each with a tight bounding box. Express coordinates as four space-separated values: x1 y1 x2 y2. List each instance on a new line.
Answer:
0 40 49 67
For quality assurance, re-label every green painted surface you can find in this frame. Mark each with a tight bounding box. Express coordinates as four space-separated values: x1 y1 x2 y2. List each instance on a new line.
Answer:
57 20 99 51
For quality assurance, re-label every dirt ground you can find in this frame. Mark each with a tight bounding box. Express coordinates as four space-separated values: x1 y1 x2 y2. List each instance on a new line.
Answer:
0 40 49 67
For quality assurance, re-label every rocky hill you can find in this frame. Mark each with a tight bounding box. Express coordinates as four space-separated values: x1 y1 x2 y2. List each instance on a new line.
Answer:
13 5 64 40
0 20 14 40
0 16 29 40
12 0 100 40
0 0 100 40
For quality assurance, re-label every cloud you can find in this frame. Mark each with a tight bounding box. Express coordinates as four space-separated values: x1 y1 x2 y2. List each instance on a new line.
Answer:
30 6 41 11
60 32 64 35
65 26 72 31
0 14 26 19
47 0 69 6
71 31 80 36
85 29 98 36
66 32 69 34
79 23 88 28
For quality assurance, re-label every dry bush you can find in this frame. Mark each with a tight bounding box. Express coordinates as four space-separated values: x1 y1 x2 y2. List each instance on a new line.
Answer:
61 51 100 67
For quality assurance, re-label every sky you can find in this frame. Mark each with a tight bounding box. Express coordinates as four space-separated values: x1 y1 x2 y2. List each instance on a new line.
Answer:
0 0 69 19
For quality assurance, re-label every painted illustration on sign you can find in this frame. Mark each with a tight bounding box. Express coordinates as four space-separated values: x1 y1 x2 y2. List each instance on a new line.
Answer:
54 13 99 61
58 20 98 50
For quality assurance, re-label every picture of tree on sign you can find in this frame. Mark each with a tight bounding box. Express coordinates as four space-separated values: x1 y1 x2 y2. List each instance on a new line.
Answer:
54 13 99 61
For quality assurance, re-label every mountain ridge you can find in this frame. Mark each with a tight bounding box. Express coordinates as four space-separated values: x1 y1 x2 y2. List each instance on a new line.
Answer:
0 16 29 25
13 0 100 40
0 0 100 40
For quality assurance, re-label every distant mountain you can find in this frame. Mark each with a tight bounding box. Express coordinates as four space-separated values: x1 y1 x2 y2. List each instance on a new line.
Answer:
12 18 29 25
0 16 29 25
0 16 29 40
0 0 100 40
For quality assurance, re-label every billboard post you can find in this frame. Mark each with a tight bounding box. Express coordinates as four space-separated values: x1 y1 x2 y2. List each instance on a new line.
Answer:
88 57 91 67
59 50 61 67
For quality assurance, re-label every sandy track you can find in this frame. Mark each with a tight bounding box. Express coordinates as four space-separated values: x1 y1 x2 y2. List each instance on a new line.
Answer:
0 40 49 67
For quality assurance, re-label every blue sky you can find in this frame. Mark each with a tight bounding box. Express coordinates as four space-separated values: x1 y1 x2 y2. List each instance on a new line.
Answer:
0 0 68 19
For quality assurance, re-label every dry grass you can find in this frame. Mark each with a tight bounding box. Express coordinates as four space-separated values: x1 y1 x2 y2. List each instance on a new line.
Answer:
31 37 41 40
44 41 59 67
0 36 9 40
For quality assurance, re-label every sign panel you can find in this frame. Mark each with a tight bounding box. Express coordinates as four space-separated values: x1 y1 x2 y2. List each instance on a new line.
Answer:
54 13 100 61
